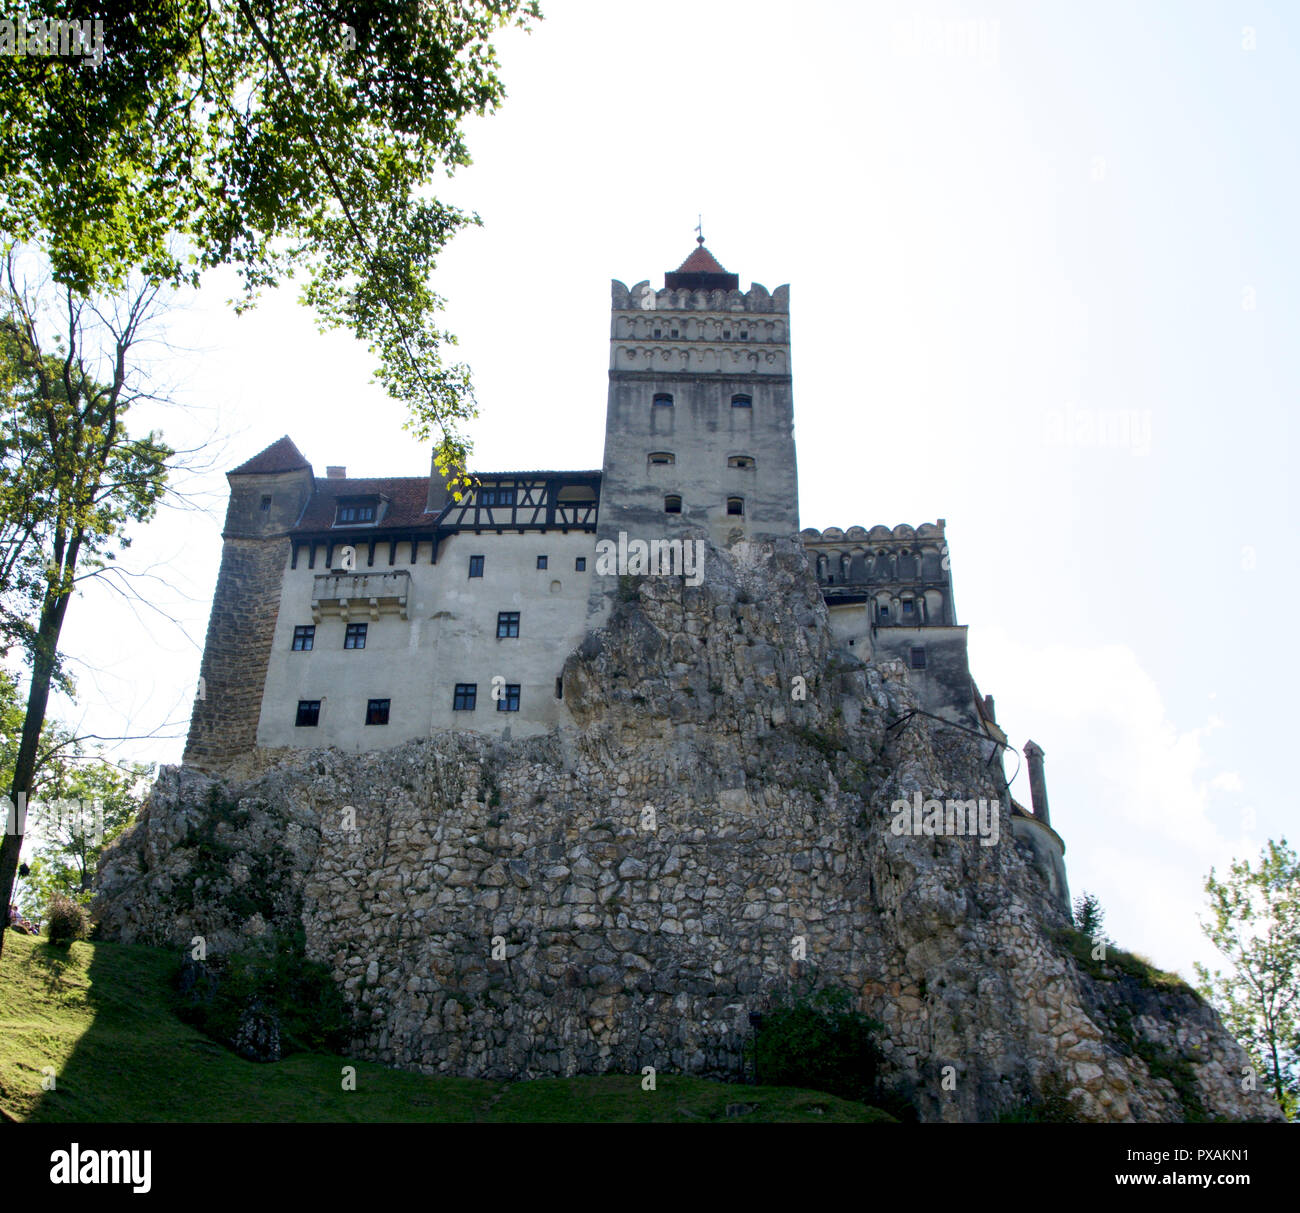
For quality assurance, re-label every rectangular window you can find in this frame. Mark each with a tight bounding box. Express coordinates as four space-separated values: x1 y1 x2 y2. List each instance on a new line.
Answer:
338 503 376 524
910 647 927 670
366 698 390 725
260 495 272 511
344 623 368 649
902 600 915 617
537 555 548 569
575 557 586 572
480 487 516 507
468 554 485 578
453 683 477 711
292 625 315 651
555 676 563 700
497 684 521 712
497 611 520 638
295 700 321 727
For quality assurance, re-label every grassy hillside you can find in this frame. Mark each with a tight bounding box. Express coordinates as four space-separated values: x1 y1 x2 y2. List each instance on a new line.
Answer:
0 933 895 1123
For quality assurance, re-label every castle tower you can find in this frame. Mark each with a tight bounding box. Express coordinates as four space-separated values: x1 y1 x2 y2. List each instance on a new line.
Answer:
595 242 799 568
184 436 314 771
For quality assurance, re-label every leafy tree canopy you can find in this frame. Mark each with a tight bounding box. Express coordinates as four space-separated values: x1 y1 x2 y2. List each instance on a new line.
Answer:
0 0 541 477
1195 838 1299 1120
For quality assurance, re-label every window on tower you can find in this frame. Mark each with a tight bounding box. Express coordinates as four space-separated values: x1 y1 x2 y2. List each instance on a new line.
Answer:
726 497 744 516
653 393 674 407
664 495 682 514
727 455 755 469
731 394 752 408
648 452 675 467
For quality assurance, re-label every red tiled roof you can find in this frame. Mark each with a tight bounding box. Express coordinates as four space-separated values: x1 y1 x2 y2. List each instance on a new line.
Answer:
229 435 311 476
674 245 730 275
292 476 435 534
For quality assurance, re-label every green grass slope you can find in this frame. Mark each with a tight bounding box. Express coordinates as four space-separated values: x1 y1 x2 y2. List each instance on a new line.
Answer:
0 933 895 1123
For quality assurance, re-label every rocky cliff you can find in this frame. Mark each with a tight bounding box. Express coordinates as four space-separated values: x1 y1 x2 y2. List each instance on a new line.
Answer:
94 538 1282 1122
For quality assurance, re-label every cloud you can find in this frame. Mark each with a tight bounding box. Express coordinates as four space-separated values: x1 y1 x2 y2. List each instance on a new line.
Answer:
968 628 1253 982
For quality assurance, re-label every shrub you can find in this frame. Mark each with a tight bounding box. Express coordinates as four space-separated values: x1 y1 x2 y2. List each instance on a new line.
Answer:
45 894 89 945
173 930 351 1059
748 986 884 1103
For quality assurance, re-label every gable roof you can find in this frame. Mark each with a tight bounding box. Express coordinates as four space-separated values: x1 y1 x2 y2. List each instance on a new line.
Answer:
230 436 312 476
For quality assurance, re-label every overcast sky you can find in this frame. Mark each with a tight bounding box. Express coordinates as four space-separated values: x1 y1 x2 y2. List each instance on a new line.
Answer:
32 0 1298 984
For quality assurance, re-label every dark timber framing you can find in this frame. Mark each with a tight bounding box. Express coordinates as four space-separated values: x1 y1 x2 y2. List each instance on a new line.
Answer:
289 472 602 570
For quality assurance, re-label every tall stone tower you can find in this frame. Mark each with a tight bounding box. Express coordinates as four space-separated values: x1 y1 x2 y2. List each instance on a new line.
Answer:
184 436 314 771
595 243 799 573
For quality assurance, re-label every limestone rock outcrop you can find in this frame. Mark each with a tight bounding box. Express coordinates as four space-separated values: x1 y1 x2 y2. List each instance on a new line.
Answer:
95 538 1282 1122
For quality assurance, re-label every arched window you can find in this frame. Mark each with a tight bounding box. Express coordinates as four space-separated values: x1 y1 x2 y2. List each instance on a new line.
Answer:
840 553 852 582
816 554 828 581
653 393 674 407
731 394 752 408
648 452 675 467
664 495 682 514
726 497 744 516
727 455 755 469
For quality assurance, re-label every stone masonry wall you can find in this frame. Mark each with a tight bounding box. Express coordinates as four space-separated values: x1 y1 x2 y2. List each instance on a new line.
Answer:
183 537 287 771
101 538 1283 1123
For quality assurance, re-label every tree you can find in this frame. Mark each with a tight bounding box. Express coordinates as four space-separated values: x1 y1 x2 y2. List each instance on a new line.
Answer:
0 255 173 960
21 754 152 908
0 0 541 482
1073 891 1107 942
1195 839 1299 1120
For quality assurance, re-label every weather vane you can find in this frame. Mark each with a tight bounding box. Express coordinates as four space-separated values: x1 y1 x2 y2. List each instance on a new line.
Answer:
695 214 704 246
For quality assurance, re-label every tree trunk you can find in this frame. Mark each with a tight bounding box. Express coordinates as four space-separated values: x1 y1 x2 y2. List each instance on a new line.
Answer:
0 586 72 961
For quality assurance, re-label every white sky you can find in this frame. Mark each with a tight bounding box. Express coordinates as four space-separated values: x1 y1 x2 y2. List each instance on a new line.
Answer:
32 0 1299 984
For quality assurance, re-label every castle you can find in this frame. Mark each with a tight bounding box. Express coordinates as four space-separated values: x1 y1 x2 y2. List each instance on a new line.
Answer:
184 241 1069 910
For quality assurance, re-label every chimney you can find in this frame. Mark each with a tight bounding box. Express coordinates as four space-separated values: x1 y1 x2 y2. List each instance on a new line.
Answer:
1024 740 1050 826
326 466 347 479
983 694 996 723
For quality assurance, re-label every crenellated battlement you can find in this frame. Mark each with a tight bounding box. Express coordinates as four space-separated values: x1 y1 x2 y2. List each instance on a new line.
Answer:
611 279 789 314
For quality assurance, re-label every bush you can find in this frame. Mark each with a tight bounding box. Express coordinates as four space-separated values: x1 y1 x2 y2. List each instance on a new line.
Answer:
45 894 89 945
173 930 351 1059
748 986 885 1103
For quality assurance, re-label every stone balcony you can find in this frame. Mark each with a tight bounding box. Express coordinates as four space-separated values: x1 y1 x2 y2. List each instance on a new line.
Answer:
311 571 410 623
